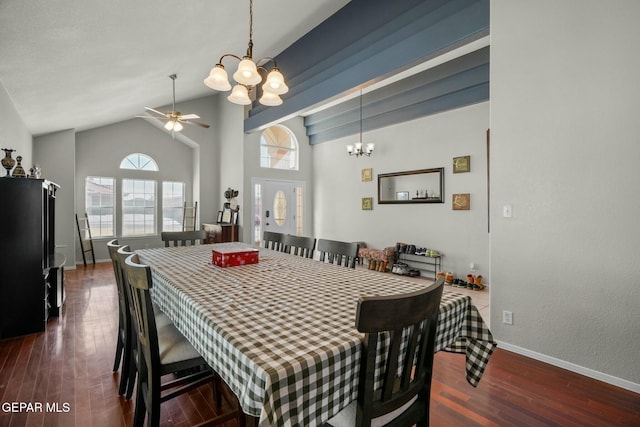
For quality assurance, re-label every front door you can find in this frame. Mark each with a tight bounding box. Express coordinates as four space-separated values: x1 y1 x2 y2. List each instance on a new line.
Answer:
254 180 298 243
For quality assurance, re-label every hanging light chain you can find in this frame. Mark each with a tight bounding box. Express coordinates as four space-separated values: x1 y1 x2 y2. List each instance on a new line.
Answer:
203 0 289 106
246 0 254 58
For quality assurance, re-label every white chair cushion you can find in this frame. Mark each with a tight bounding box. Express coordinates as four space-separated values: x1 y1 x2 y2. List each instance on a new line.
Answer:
326 395 418 427
157 321 202 365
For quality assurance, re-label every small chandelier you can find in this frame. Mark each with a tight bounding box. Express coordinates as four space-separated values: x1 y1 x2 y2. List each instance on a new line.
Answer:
203 0 288 106
347 92 374 157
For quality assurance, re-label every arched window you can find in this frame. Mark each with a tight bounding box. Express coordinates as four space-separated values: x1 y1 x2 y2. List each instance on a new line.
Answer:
260 125 298 170
120 153 158 171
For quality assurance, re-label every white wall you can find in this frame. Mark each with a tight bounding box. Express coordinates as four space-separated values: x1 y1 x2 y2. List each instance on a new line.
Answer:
0 82 32 169
313 102 490 280
217 96 246 239
75 118 195 261
177 96 219 225
491 0 640 388
34 130 76 268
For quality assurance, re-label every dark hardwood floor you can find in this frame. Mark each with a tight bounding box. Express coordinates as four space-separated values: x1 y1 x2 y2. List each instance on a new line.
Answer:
0 262 638 426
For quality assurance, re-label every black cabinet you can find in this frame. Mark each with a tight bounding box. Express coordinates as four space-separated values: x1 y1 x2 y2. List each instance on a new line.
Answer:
0 178 60 338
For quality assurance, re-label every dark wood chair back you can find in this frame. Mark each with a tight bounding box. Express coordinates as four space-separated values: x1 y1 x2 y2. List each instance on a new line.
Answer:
161 230 206 247
354 277 445 426
115 245 139 400
263 231 285 252
122 253 159 403
122 253 226 426
107 239 128 332
107 239 133 396
282 234 316 258
317 239 360 268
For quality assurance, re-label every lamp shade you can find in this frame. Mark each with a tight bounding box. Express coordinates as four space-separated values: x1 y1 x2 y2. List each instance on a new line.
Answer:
346 144 354 154
173 121 184 132
263 68 289 95
164 120 175 131
233 58 262 86
227 84 252 105
366 143 375 153
204 64 232 91
259 90 283 106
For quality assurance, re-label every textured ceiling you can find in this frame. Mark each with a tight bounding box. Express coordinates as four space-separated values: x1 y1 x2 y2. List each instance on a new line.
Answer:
0 0 350 136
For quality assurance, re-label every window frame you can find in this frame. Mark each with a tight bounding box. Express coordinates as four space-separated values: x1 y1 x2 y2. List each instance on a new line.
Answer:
162 181 186 232
259 125 299 171
85 176 115 238
121 178 157 236
120 153 159 171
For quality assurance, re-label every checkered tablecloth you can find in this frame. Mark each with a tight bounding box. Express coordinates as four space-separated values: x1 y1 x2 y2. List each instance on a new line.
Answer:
137 243 496 427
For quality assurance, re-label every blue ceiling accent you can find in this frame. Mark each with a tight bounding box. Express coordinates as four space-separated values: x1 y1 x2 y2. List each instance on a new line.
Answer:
244 0 489 133
305 47 489 145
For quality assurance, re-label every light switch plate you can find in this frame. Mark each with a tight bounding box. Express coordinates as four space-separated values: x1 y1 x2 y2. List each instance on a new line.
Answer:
503 204 512 218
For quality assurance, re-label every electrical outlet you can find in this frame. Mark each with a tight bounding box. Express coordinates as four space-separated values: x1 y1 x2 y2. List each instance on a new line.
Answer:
503 310 513 325
469 262 475 270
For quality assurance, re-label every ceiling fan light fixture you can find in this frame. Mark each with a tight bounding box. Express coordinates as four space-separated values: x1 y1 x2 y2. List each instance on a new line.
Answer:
228 84 252 105
263 68 288 95
139 74 210 131
204 64 232 91
259 90 282 106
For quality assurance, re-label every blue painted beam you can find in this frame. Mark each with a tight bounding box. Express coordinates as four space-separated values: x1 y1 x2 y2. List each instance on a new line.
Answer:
304 47 489 144
244 0 489 133
308 83 489 144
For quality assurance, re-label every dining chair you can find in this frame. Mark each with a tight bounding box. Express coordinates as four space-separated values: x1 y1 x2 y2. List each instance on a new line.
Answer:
122 252 243 427
263 231 285 252
161 230 207 247
107 239 132 396
115 246 172 400
317 239 360 268
326 277 445 427
282 234 316 258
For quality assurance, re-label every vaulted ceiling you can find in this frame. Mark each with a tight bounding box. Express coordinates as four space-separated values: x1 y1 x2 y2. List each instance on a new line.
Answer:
0 0 350 136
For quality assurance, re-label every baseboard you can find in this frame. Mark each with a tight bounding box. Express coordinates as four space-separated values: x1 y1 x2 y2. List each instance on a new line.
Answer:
497 341 640 394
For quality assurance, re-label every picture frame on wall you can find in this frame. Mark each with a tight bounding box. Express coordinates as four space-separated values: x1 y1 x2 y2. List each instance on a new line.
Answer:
361 197 373 210
221 208 232 223
452 193 470 210
361 168 373 182
453 155 471 173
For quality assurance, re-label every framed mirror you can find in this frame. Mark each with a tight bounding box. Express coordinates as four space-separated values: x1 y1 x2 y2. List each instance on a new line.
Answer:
378 168 444 204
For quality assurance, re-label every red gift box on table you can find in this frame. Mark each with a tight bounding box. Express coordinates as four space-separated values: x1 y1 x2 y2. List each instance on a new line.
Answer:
212 246 259 268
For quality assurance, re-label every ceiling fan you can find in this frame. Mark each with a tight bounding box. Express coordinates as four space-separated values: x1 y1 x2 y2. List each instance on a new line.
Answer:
137 74 210 132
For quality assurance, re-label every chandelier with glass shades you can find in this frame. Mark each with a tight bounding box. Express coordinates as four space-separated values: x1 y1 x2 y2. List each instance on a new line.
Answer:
203 0 288 106
347 92 375 157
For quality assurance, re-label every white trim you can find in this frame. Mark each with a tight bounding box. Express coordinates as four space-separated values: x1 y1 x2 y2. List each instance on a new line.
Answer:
497 341 640 394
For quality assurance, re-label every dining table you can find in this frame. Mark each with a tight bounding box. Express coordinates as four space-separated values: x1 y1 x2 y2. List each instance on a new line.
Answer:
137 242 496 427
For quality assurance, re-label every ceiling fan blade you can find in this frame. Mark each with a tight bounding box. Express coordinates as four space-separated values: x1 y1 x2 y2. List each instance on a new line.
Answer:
180 113 200 120
136 115 165 120
144 107 168 117
183 119 210 128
